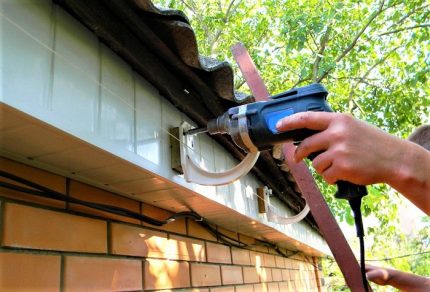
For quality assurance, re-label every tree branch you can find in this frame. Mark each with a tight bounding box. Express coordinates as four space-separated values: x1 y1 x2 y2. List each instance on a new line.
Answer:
335 0 385 63
208 0 241 55
290 77 311 89
312 26 331 82
315 0 386 83
385 3 430 31
379 24 430 36
347 45 401 111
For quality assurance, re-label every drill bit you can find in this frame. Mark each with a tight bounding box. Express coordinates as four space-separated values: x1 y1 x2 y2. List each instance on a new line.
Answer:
184 127 208 135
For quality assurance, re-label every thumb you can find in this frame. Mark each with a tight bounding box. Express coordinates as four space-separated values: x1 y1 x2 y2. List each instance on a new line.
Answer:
366 269 389 285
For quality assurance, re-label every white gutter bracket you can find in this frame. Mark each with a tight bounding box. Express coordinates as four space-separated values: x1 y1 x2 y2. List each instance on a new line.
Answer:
262 186 310 225
179 122 259 186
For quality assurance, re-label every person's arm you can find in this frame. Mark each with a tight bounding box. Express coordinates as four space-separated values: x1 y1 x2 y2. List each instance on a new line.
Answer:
365 265 430 291
275 112 430 215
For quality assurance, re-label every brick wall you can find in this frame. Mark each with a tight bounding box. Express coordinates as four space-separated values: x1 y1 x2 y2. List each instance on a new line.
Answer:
0 158 324 291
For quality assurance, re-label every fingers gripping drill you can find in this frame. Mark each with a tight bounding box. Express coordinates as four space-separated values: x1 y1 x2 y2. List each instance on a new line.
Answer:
186 83 369 290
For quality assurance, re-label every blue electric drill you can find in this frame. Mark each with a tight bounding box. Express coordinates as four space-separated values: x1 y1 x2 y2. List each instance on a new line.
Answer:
187 83 367 201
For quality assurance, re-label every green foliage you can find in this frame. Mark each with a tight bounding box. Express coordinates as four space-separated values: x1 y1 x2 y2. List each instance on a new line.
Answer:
154 0 429 288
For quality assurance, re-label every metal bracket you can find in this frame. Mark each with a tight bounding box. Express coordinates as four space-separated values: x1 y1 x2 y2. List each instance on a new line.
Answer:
179 122 260 186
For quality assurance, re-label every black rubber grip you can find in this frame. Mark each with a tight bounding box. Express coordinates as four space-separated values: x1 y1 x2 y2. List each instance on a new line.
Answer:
335 180 368 200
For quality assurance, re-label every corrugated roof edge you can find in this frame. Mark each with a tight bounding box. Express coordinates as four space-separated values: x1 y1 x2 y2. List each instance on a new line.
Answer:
130 0 252 103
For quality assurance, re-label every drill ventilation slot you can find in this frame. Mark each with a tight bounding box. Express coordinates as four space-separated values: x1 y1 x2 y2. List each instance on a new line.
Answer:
179 122 260 186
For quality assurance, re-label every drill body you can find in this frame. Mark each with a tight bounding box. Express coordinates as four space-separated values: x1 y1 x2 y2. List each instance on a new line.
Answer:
202 83 367 201
206 83 331 152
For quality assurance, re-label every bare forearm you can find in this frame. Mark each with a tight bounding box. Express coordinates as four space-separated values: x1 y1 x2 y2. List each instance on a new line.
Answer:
387 140 430 216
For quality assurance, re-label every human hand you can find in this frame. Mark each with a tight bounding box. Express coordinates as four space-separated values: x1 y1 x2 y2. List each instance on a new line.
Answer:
365 264 391 286
275 112 403 186
276 112 430 214
365 264 430 291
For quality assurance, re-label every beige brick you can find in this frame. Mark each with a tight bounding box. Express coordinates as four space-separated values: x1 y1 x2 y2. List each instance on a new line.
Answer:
271 268 283 282
69 181 140 224
253 283 268 292
243 267 259 284
206 242 231 264
278 282 291 291
110 222 168 257
232 248 251 266
284 258 293 269
111 223 205 261
145 258 190 290
259 267 272 282
235 284 254 292
64 256 142 291
2 203 107 253
0 252 61 291
275 256 285 268
282 269 290 281
191 263 221 287
267 282 279 292
142 204 186 234
210 287 235 292
250 251 264 267
0 157 66 208
263 253 276 267
169 234 206 262
188 219 217 241
289 269 298 281
221 265 243 285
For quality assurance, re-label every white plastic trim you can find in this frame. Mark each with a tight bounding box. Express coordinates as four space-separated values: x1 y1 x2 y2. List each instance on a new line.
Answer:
179 122 260 186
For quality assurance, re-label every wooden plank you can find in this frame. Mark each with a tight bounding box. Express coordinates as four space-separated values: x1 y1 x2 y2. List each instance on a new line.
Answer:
231 42 369 291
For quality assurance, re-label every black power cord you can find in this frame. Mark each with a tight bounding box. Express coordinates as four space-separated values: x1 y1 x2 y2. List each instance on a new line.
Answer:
0 170 203 226
349 196 369 292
